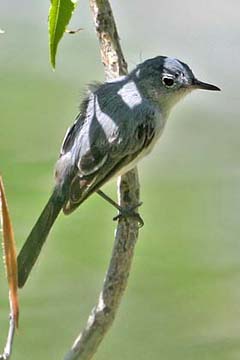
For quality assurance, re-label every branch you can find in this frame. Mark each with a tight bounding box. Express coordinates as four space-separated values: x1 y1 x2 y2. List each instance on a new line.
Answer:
0 303 16 360
64 1 141 359
0 176 19 359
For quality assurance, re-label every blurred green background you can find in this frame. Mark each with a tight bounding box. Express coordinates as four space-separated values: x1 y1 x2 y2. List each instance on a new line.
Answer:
1 1 240 359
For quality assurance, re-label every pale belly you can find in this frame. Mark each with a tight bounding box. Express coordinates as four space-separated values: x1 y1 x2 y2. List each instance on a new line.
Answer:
115 123 165 177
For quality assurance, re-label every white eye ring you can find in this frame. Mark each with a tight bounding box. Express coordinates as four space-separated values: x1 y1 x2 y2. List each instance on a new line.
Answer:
162 76 175 88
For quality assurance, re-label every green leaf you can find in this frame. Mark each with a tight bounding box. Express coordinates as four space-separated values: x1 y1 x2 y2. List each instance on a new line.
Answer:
48 0 77 69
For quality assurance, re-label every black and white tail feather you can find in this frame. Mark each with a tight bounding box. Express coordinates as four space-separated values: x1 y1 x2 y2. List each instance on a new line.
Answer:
17 188 66 288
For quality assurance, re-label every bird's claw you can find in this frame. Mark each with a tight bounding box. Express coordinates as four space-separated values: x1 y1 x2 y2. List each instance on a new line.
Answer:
113 202 144 228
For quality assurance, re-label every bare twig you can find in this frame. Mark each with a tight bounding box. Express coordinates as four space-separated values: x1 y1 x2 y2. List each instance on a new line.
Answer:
65 28 83 34
0 300 16 360
0 177 18 359
64 1 141 359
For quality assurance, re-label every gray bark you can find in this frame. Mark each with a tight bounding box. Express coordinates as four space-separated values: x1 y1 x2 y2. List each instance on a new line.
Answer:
63 1 141 359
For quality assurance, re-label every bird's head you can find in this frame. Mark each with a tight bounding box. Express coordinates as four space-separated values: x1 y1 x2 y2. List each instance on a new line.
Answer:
131 56 220 115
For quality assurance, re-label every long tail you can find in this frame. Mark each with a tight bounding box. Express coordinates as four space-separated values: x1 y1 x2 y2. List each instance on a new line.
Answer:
17 189 65 288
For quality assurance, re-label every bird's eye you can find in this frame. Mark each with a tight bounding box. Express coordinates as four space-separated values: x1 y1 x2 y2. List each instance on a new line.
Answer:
162 76 175 88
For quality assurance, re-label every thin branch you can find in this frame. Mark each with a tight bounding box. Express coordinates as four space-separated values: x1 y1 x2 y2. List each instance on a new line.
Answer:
64 1 141 359
0 299 16 360
0 177 18 359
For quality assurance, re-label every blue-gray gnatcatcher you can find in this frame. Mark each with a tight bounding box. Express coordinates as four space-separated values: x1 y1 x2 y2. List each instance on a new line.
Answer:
18 55 220 287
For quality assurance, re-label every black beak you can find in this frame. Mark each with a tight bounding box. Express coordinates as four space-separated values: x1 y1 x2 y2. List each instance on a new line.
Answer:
193 79 221 91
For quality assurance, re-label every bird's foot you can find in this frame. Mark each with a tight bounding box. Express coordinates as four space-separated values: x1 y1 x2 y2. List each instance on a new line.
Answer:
113 202 144 228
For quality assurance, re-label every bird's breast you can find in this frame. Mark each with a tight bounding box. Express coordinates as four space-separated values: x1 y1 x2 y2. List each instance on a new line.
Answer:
116 112 167 176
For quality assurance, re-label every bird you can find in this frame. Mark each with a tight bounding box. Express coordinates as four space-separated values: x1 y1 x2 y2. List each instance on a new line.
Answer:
17 55 220 288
